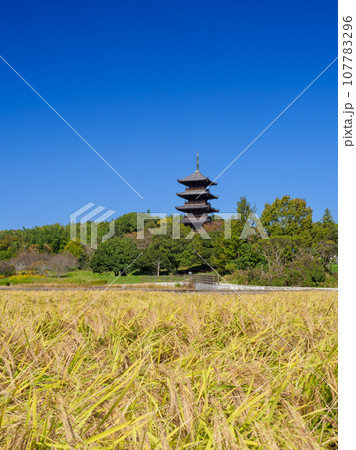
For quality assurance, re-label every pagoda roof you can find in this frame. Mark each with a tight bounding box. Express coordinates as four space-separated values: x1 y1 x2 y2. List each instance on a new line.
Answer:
177 170 217 186
175 203 219 213
177 189 218 200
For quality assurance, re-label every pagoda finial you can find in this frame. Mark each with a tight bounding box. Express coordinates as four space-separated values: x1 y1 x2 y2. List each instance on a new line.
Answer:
196 151 199 172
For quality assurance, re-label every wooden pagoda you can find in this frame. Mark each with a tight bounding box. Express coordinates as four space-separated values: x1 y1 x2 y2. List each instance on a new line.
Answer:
176 152 219 228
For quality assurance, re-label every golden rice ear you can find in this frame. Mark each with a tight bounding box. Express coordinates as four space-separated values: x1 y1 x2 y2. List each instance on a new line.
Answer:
0 290 337 448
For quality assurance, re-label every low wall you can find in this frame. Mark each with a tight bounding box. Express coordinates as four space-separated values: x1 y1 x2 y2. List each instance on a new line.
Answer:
200 283 338 292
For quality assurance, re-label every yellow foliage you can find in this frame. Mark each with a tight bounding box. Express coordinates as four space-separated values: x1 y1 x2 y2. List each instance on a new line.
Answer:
7 274 45 282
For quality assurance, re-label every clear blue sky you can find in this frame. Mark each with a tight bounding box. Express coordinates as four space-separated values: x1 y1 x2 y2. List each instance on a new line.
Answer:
0 0 337 229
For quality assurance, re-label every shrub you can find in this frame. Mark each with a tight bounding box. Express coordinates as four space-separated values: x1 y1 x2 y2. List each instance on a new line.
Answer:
320 273 338 288
309 264 326 284
78 252 91 270
64 240 84 256
49 252 78 276
9 251 51 273
89 280 107 286
8 274 45 284
225 270 248 285
0 261 16 277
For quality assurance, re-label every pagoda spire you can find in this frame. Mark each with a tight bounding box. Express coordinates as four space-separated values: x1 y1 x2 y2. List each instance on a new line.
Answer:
196 151 199 172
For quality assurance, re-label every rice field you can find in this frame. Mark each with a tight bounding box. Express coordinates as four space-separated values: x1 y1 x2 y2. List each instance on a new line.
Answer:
0 290 337 449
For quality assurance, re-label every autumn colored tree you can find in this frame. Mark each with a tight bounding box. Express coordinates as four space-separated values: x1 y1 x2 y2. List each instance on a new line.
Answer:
63 240 84 256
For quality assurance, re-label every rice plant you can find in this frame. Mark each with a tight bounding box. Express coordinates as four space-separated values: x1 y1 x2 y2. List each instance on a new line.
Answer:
0 290 337 448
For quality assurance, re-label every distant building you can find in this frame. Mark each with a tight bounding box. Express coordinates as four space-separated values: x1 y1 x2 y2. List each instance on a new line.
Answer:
176 152 219 228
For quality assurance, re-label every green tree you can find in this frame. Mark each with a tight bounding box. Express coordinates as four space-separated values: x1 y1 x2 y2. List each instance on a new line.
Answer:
149 226 196 273
310 209 338 269
0 233 20 260
22 223 69 253
114 213 138 237
90 237 140 276
321 208 334 226
261 195 313 239
318 209 338 243
212 198 262 273
139 248 171 275
235 197 257 236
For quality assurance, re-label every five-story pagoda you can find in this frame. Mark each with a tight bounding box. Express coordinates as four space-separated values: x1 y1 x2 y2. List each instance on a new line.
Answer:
176 152 219 228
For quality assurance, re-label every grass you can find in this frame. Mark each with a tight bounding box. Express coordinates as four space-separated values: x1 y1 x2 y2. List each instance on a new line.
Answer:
0 290 337 448
1 271 191 286
64 271 187 285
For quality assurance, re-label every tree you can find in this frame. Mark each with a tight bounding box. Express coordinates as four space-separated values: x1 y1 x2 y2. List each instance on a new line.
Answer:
212 197 262 273
139 248 171 275
0 234 20 259
320 208 338 243
235 197 257 237
149 227 198 273
22 223 69 253
313 240 338 269
64 240 84 256
237 196 256 220
114 213 138 237
310 209 338 268
261 196 313 238
90 237 140 276
9 250 51 273
259 237 290 270
321 208 334 226
49 252 78 276
78 246 94 270
0 261 16 276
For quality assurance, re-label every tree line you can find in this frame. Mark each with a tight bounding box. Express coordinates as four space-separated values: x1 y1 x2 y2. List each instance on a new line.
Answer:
0 196 338 287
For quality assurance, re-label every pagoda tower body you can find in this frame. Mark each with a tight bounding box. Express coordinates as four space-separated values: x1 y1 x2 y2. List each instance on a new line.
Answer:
176 153 219 228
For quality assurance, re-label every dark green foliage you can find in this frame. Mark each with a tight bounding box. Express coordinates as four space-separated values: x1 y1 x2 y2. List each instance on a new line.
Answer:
90 237 140 276
114 213 138 237
22 224 70 253
78 252 91 270
147 226 198 273
308 264 327 284
138 248 171 275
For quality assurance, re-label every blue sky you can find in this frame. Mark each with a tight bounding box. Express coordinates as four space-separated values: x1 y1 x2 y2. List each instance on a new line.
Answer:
0 0 337 229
